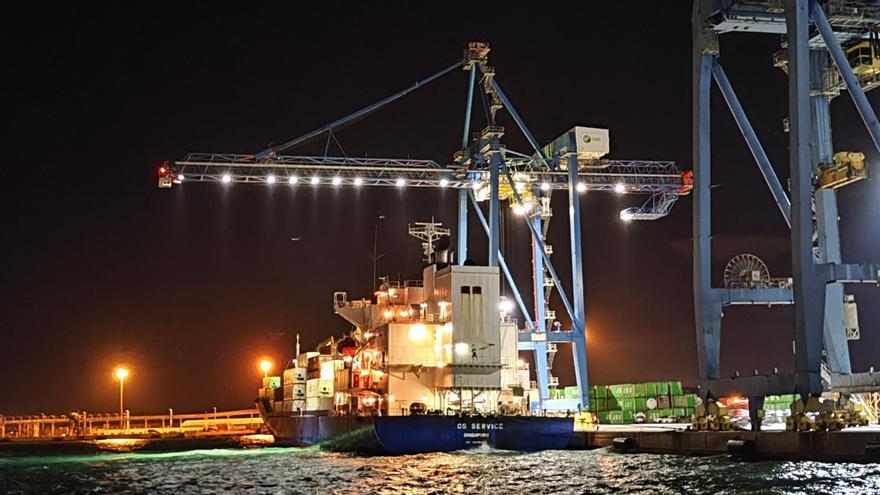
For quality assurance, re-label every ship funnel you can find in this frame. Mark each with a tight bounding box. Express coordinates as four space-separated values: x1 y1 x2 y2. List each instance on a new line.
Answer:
435 237 452 264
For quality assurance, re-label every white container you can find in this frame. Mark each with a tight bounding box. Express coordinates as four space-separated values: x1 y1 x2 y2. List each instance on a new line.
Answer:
306 378 320 397
283 367 307 384
293 368 307 382
318 379 334 397
292 399 306 411
306 396 333 411
298 352 319 368
293 383 306 398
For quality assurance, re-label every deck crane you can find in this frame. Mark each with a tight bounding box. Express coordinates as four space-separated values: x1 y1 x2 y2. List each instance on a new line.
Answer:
158 42 692 408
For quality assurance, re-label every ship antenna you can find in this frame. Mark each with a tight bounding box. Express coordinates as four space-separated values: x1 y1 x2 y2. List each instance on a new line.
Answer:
407 217 451 263
295 333 300 365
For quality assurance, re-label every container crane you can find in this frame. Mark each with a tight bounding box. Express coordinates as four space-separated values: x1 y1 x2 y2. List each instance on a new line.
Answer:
692 0 880 413
158 42 692 408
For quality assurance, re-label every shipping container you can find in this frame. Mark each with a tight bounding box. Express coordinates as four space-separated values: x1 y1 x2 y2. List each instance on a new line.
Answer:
658 396 671 409
672 395 688 408
298 352 319 368
283 383 306 399
618 398 636 411
669 381 683 396
657 382 670 396
306 378 320 397
263 376 281 389
645 382 658 397
634 397 647 412
660 408 673 417
633 383 647 397
282 367 307 384
318 379 333 396
673 408 686 417
306 396 333 411
609 384 634 397
646 397 658 410
563 386 581 399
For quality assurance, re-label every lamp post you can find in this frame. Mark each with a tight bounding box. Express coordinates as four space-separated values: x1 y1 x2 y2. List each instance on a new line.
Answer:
114 367 129 432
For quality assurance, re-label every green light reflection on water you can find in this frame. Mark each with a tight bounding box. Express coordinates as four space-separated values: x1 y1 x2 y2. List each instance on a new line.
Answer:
0 446 315 466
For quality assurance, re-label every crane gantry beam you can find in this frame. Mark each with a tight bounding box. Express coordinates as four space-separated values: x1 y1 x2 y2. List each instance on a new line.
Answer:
166 154 690 196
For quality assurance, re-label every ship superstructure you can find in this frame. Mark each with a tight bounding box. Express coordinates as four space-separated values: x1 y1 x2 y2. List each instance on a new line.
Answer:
261 222 534 419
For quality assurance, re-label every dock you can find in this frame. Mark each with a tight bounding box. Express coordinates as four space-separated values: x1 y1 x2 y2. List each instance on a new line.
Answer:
0 408 266 453
570 424 880 463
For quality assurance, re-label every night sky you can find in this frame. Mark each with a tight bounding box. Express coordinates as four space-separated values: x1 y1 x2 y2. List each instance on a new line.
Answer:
4 3 878 415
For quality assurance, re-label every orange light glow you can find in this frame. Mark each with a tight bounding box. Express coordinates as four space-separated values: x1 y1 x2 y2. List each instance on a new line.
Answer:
114 367 129 380
259 359 272 377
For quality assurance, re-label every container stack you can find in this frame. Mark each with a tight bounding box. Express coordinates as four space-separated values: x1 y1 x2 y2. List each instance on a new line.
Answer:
589 381 698 424
282 367 307 412
762 394 799 412
261 376 283 411
305 355 335 411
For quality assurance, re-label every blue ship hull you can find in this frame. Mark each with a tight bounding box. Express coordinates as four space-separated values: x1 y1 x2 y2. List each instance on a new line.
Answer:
373 415 574 455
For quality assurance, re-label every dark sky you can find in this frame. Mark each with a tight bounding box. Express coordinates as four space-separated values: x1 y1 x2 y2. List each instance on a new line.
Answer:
3 3 878 415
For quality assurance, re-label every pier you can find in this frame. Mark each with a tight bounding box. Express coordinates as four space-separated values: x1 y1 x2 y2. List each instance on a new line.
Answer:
0 408 263 442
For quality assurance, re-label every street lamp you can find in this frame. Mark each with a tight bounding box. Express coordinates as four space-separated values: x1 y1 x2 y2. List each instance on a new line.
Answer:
114 367 129 431
259 359 272 379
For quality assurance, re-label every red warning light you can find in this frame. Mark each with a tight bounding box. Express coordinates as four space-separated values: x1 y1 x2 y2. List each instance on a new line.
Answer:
158 162 170 177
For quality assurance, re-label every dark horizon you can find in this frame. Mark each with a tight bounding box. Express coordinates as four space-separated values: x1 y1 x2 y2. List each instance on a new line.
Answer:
3 2 878 415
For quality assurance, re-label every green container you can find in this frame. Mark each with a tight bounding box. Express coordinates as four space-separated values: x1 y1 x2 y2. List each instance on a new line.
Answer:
606 410 624 424
635 397 647 412
622 410 634 423
686 407 695 417
564 386 581 399
591 385 607 399
595 398 607 411
606 396 619 410
672 395 688 408
617 398 636 411
647 410 663 422
633 383 647 397
660 408 674 417
669 381 683 396
609 384 635 397
645 382 658 397
657 382 670 396
673 408 686 417
686 394 698 408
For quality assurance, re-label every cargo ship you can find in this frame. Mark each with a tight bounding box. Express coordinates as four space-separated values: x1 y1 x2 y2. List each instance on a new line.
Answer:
255 221 575 454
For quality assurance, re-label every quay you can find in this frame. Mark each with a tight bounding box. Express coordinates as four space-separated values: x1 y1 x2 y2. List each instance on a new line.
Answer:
571 424 880 463
0 408 266 454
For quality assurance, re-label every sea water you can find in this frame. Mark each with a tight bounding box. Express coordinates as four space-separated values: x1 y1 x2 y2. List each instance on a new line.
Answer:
1 447 879 494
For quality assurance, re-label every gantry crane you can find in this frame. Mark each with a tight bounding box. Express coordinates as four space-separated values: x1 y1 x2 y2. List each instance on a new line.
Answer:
692 0 880 411
158 43 692 408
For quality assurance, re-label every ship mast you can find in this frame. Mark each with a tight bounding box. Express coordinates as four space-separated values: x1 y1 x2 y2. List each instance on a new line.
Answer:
408 218 451 263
